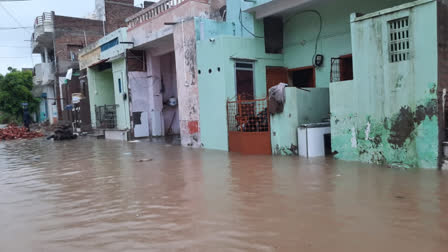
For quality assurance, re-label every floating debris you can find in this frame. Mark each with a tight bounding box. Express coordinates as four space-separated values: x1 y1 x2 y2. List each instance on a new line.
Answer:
47 122 77 141
137 158 153 162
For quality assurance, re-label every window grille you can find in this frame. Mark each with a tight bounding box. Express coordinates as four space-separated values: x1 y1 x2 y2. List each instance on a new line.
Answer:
389 17 410 63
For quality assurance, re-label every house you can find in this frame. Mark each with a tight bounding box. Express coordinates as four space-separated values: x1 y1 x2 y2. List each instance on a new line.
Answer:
125 0 226 147
78 28 135 140
195 0 446 168
329 0 448 169
31 0 141 130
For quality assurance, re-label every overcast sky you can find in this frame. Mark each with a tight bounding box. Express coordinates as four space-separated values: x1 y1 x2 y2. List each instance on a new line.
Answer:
0 0 147 75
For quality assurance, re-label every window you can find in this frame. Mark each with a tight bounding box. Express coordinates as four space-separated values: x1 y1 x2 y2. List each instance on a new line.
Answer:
389 17 410 63
67 45 82 61
235 62 254 99
127 50 146 72
101 38 119 52
330 54 353 82
289 66 315 88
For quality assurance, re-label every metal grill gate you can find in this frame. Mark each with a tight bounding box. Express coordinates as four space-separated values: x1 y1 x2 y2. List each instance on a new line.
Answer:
226 96 272 155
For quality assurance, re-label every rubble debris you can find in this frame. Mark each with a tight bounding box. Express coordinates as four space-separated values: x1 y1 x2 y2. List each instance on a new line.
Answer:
137 158 153 162
47 122 78 141
0 125 44 141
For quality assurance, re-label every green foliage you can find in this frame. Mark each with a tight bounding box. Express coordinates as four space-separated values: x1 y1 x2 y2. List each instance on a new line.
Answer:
0 112 19 125
0 68 39 122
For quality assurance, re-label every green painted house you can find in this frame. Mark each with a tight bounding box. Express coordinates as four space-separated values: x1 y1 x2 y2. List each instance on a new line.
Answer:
79 28 133 140
196 0 447 168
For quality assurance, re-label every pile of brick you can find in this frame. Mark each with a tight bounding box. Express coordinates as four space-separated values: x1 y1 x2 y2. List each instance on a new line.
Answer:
0 125 44 141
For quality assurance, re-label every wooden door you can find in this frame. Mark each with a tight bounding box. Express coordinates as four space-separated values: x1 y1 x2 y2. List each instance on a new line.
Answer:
266 67 288 92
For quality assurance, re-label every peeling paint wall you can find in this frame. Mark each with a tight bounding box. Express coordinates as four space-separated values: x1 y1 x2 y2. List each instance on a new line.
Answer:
330 1 440 168
126 0 217 147
173 20 201 147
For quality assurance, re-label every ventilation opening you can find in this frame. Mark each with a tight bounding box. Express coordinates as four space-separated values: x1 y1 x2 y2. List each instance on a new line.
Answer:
330 54 353 82
389 17 410 63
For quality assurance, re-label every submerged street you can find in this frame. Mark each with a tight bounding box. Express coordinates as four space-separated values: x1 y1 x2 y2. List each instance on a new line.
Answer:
0 138 447 251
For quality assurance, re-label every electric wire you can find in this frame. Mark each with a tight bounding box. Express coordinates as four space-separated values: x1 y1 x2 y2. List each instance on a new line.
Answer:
239 8 264 39
285 10 323 67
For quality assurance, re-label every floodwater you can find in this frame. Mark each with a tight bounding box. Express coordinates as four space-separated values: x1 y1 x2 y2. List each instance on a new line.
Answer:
1 138 448 252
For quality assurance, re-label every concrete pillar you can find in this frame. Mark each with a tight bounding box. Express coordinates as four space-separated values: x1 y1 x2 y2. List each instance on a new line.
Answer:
44 47 49 63
173 20 201 147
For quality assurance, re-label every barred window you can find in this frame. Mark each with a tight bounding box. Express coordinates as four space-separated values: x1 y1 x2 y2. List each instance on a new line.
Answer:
389 17 410 63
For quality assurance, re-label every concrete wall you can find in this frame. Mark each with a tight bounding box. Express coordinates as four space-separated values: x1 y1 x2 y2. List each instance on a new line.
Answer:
197 36 283 151
271 87 330 155
79 28 132 70
281 0 413 88
127 0 211 47
53 15 104 75
173 19 202 147
79 48 101 70
330 0 439 168
196 0 283 151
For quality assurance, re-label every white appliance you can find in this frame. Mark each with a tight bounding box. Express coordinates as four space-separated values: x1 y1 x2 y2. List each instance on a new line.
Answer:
298 123 331 158
134 112 149 138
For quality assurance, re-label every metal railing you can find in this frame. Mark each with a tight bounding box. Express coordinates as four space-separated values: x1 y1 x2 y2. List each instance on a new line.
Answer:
227 96 270 133
330 56 353 83
34 12 53 28
95 105 118 129
126 0 189 28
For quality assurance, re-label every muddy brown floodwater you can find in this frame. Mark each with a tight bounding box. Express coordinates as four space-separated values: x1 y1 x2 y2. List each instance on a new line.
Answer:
1 138 448 251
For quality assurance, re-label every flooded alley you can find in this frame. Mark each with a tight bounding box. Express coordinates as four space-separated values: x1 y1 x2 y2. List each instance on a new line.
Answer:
1 138 448 252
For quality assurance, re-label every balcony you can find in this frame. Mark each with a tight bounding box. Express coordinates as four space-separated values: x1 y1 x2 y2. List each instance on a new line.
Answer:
245 0 324 19
31 12 55 53
126 0 208 29
33 63 55 86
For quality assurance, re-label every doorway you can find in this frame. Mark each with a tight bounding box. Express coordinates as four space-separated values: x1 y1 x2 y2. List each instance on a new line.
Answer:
266 66 288 92
289 66 316 88
227 62 272 155
235 62 254 99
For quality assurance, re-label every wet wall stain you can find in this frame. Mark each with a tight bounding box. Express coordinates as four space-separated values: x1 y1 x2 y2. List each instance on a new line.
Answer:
333 99 439 168
184 38 197 86
388 99 437 148
388 106 415 148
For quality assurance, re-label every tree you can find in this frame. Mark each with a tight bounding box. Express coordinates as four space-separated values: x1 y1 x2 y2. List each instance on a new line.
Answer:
0 68 39 124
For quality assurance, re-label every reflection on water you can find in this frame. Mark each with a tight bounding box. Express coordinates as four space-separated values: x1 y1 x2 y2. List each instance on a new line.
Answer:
0 138 447 251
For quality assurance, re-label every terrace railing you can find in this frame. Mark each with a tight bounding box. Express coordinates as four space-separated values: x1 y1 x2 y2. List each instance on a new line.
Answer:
126 0 189 28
